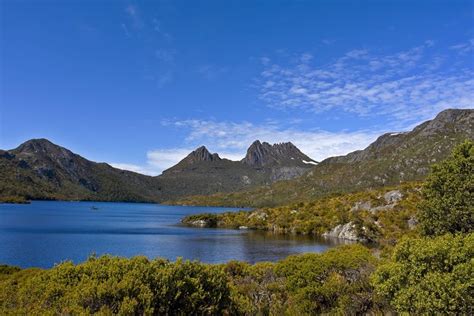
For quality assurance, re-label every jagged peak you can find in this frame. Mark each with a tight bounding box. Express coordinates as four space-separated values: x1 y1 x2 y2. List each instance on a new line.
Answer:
161 146 221 174
242 140 315 167
188 146 221 162
188 146 220 161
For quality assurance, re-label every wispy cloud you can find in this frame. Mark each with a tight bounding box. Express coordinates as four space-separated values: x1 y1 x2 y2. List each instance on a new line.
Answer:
155 48 176 63
122 5 171 42
152 18 172 40
450 38 474 55
258 42 474 125
121 23 131 37
125 5 144 30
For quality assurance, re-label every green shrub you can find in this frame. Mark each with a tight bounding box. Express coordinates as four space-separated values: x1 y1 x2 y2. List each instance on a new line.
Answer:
371 233 474 314
418 140 474 236
0 256 231 315
275 244 379 315
0 245 383 315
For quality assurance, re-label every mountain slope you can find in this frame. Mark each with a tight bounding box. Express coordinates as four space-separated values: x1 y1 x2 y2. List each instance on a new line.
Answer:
0 139 316 202
0 139 164 202
171 109 474 207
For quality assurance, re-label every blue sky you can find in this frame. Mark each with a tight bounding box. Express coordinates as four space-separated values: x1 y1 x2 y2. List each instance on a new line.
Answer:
1 0 473 175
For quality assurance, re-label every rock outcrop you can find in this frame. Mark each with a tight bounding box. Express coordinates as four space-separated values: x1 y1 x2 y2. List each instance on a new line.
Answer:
322 222 366 242
384 190 403 203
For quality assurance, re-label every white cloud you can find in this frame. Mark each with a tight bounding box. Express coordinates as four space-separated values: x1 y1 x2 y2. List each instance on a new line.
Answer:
109 163 156 176
258 42 474 125
147 148 194 171
111 148 193 176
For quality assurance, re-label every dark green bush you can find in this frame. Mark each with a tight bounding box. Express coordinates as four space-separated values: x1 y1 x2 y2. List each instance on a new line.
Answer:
418 140 474 236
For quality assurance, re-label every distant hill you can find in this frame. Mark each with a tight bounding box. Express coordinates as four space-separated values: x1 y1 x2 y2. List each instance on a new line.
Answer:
171 109 474 207
0 138 316 202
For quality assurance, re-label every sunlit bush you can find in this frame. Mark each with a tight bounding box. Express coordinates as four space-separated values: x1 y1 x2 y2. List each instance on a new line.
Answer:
372 233 474 314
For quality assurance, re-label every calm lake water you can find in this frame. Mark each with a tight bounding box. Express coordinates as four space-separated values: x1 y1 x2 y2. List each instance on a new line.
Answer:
0 201 347 268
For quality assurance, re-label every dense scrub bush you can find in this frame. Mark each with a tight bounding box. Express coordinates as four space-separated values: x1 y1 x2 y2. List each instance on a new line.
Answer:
0 256 231 315
275 244 380 314
225 244 382 315
418 140 474 236
0 245 381 315
372 233 473 314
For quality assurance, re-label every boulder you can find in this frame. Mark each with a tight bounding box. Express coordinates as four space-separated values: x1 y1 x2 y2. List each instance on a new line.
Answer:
351 201 372 212
322 222 365 242
190 219 210 227
384 190 403 203
407 217 418 229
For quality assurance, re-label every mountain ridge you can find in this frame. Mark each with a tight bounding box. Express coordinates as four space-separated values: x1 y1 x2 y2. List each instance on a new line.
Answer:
1 109 472 205
170 108 474 207
0 138 317 202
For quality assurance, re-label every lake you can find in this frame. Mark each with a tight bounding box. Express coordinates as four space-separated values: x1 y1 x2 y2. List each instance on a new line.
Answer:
0 201 348 268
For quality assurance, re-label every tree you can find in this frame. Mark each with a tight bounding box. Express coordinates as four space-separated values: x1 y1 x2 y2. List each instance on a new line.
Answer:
417 140 474 236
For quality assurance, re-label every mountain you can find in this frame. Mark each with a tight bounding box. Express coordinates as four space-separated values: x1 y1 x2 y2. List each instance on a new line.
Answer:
242 140 317 167
171 109 474 207
157 141 317 197
0 138 163 202
0 139 316 202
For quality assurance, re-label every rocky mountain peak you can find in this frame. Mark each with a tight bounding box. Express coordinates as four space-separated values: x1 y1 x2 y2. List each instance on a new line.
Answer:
12 138 77 161
414 108 474 137
14 138 58 153
242 140 273 166
242 140 316 167
187 146 221 163
162 146 221 174
324 108 474 165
